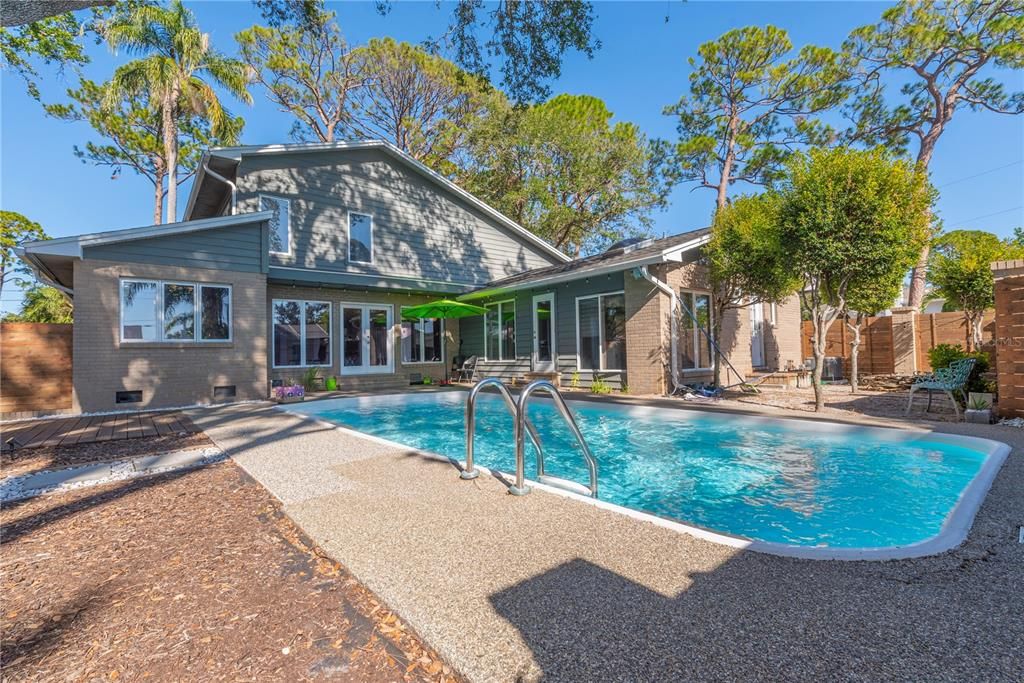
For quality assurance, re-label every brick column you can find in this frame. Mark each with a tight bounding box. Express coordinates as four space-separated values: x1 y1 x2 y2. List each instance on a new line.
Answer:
624 269 668 395
890 307 917 375
992 259 1024 418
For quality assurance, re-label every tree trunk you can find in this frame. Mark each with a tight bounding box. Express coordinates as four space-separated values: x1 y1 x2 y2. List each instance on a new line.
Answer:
153 168 164 225
847 315 862 394
162 91 179 223
711 304 725 388
810 307 839 412
907 139 938 310
968 311 984 351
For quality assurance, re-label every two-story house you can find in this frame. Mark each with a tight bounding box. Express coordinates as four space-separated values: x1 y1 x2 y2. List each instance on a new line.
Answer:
19 141 803 412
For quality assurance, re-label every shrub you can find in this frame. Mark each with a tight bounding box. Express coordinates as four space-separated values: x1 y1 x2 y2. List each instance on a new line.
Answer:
590 376 611 395
300 367 321 391
926 343 990 393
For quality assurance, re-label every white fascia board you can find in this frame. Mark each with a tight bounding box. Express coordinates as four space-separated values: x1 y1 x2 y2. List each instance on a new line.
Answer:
208 139 571 264
182 151 210 221
20 211 274 258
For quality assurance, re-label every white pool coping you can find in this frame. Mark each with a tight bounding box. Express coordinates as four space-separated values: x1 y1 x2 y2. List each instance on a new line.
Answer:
279 393 1012 561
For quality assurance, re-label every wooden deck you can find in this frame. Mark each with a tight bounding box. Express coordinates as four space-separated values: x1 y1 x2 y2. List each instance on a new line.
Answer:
2 412 201 450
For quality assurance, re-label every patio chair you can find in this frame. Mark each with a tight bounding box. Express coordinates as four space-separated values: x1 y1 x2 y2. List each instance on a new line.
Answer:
904 358 976 420
453 355 479 383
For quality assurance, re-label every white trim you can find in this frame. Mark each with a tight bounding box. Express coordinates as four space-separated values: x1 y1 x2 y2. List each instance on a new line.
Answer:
119 278 234 344
400 308 446 365
678 289 714 372
206 139 570 263
23 211 274 258
268 264 474 291
484 299 516 361
271 298 334 369
575 291 626 372
347 211 374 264
259 195 292 256
531 292 556 373
339 302 395 375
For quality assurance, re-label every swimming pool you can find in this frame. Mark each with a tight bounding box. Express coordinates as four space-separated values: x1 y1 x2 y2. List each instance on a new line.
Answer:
283 392 1009 559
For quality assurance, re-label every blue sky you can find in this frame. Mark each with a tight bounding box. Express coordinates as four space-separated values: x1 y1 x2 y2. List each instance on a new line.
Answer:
2 1 1022 312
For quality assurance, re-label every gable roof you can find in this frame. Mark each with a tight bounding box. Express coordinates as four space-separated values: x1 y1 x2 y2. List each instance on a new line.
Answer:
459 228 711 300
184 139 571 264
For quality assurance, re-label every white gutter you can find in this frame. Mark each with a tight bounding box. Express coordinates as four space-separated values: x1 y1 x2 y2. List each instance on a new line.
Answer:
202 160 236 215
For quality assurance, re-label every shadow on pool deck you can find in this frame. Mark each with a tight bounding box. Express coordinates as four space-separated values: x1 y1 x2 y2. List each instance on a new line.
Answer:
188 400 1024 683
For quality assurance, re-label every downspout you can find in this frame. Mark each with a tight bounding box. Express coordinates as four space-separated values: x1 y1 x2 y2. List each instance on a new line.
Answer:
202 161 236 215
635 266 747 393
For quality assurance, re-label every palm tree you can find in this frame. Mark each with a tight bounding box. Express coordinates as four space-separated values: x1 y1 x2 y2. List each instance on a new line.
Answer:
103 0 251 223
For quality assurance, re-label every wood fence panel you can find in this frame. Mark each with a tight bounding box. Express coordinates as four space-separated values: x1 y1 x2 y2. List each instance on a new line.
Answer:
1 323 73 414
993 270 1024 418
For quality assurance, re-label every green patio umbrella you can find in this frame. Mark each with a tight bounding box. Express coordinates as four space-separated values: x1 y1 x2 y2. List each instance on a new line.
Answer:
401 299 488 383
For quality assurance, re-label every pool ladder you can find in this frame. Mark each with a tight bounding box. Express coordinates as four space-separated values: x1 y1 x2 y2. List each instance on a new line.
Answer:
462 378 599 498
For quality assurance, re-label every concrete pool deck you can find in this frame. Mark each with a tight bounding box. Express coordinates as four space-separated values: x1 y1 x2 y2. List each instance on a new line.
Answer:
188 397 1024 682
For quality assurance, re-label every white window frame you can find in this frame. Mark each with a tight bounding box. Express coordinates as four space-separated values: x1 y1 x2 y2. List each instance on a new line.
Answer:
271 299 333 369
260 194 292 256
119 278 233 344
678 289 714 373
339 302 394 375
347 211 374 264
575 291 626 372
400 308 445 365
484 299 516 361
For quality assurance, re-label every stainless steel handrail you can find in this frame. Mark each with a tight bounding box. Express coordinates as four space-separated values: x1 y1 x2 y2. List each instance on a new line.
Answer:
514 380 598 498
463 378 546 481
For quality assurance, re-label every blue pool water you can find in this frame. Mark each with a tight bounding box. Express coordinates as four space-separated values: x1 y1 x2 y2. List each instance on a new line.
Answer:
286 393 995 549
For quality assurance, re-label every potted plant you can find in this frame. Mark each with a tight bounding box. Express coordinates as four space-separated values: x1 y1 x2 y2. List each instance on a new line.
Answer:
964 396 992 424
967 391 993 410
325 375 338 391
274 385 305 403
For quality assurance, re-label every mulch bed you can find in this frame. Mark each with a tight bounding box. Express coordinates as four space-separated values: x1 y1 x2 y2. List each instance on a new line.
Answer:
1 461 459 682
0 433 214 481
725 383 962 421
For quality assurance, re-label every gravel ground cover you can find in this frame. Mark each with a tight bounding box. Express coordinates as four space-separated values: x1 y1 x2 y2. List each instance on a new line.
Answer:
0 459 458 682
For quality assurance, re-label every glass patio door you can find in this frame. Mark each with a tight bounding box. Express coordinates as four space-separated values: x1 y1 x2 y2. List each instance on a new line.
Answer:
532 293 555 372
341 304 393 374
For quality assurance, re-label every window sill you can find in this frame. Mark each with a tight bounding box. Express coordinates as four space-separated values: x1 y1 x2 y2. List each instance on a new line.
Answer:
273 364 332 370
402 361 446 366
680 368 713 374
120 341 234 349
481 358 522 364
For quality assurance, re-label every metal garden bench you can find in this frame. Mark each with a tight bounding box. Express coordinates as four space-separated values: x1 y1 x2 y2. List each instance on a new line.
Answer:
904 358 976 420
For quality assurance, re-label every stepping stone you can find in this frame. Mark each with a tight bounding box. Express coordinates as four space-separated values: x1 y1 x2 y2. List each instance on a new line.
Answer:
22 463 114 490
132 450 209 472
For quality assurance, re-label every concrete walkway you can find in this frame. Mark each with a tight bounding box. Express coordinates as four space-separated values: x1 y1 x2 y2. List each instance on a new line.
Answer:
189 402 1024 683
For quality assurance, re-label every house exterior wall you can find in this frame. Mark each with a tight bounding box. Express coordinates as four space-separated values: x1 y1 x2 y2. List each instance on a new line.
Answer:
233 148 562 288
72 258 268 412
266 283 458 391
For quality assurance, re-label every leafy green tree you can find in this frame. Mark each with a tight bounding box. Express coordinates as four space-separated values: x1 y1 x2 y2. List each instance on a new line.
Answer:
348 37 494 168
103 0 251 222
1 211 46 302
2 286 73 324
46 79 242 224
237 8 362 144
0 11 90 99
842 272 905 394
705 193 800 387
844 0 1024 310
665 25 846 211
779 147 933 411
928 229 1024 350
1012 226 1023 246
464 94 666 256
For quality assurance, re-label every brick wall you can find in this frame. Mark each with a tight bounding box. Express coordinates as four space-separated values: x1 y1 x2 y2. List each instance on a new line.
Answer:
1 323 73 416
72 259 269 412
992 260 1024 418
267 284 459 390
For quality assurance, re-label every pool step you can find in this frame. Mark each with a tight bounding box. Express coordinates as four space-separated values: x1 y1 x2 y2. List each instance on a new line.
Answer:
537 474 592 497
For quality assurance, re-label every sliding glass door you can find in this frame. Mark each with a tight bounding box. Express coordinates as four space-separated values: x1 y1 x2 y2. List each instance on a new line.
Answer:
340 304 393 374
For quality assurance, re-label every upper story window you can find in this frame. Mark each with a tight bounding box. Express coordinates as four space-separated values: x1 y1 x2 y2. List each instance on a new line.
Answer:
484 300 516 361
348 212 373 263
120 279 232 343
259 195 291 255
678 290 713 371
576 292 626 371
272 299 332 368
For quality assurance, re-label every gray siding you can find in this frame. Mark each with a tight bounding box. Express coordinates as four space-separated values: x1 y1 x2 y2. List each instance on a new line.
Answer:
460 271 627 388
233 148 563 287
83 221 268 273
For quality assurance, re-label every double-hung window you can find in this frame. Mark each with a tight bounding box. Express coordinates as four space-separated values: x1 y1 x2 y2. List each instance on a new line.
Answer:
678 290 713 371
401 310 444 364
272 299 332 368
576 292 626 371
484 300 515 360
348 212 373 263
120 280 232 343
260 195 291 255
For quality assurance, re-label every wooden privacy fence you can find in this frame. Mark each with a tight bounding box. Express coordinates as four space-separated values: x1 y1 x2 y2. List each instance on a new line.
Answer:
992 260 1024 418
1 323 73 416
800 311 995 377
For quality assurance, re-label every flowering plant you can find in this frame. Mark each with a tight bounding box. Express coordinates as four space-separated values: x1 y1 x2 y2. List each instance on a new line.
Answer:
274 385 305 399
